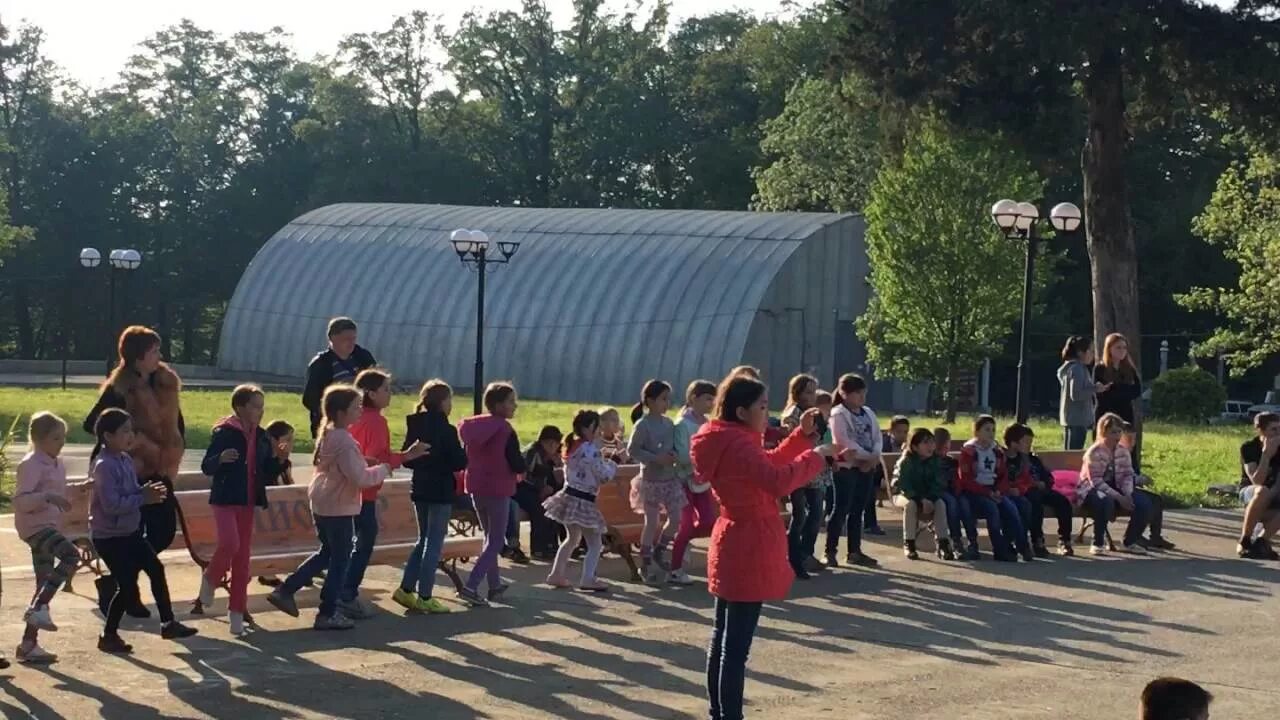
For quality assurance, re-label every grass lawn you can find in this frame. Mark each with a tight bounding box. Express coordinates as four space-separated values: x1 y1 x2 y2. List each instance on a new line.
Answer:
0 387 1244 510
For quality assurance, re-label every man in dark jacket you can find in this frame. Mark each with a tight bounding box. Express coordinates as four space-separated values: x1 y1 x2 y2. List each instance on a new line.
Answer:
302 317 376 437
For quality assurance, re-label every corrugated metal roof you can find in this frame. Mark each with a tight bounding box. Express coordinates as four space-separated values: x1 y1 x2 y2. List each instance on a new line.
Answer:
218 203 856 403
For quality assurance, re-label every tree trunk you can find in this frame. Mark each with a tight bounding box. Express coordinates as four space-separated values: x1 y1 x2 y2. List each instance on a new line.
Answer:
1082 47 1141 367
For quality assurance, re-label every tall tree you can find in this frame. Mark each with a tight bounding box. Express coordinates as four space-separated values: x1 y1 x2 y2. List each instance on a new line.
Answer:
837 0 1280 364
857 119 1042 421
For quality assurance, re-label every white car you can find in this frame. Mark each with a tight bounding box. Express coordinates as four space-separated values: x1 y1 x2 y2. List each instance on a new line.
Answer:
1215 400 1254 424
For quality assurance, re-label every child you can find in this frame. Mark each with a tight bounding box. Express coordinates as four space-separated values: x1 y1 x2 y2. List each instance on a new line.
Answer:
670 380 718 585
90 408 198 652
1004 423 1076 557
268 385 391 629
13 412 79 663
827 373 881 568
343 370 428 619
302 316 377 438
1121 423 1175 550
1139 677 1212 720
933 427 969 557
198 385 290 636
866 416 910 536
628 380 684 583
256 420 296 589
781 374 825 579
597 407 631 464
892 428 956 560
1077 412 1150 555
957 415 1028 562
545 410 618 592
457 382 527 606
397 380 468 613
517 425 565 561
807 391 836 571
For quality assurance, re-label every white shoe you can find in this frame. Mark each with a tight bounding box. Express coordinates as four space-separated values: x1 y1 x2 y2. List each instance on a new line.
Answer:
199 574 216 607
15 642 56 664
667 569 695 586
24 605 57 632
1121 543 1148 555
229 612 248 637
1089 544 1107 556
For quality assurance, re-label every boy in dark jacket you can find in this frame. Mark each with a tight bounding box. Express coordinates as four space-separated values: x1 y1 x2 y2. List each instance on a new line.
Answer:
1004 423 1076 558
933 428 969 556
302 317 376 437
514 426 565 561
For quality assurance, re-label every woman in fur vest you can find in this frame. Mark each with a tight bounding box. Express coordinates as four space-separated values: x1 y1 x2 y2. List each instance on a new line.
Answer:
83 325 186 615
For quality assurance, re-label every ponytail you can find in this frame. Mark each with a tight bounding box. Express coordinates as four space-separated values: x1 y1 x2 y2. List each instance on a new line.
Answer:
632 379 672 422
354 368 390 408
832 373 867 406
564 409 601 459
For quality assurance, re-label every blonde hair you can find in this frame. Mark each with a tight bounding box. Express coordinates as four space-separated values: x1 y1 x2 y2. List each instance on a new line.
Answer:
1095 412 1126 439
314 384 361 464
28 412 67 452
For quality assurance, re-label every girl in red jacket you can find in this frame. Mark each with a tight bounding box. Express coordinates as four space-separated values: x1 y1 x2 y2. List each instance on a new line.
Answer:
690 373 838 720
343 369 427 618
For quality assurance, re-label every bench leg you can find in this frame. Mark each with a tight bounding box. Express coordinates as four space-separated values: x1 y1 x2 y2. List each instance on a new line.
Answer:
66 538 103 595
440 559 466 594
1076 518 1090 546
618 541 641 583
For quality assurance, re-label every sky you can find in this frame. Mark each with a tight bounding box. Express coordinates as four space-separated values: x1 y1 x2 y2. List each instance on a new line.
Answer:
0 0 799 88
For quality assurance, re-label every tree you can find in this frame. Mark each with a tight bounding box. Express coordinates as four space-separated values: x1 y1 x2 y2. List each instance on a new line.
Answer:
1180 147 1280 372
856 119 1042 421
837 0 1280 366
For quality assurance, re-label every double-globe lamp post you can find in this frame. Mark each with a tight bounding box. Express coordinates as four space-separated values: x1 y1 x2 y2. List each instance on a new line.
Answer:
990 200 1081 424
450 229 520 416
79 247 142 373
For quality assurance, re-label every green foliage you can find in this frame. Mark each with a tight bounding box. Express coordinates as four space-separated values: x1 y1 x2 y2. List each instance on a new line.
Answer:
1180 148 1280 372
1150 366 1227 423
856 118 1042 415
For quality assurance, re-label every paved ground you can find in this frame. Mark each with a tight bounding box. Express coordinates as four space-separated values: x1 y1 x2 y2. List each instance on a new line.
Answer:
0 507 1274 719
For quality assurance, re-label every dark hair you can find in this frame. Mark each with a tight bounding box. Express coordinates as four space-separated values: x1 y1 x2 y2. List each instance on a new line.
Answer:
787 374 818 407
815 390 833 406
630 379 672 423
327 316 358 338
483 381 516 413
564 409 601 457
266 420 294 439
116 325 161 369
416 379 452 413
833 373 867 406
973 414 996 433
1061 335 1092 362
715 374 767 424
685 379 717 405
907 427 934 453
890 415 910 430
1121 421 1137 436
94 407 132 445
231 384 264 410
1003 422 1034 447
536 425 563 444
355 368 391 408
1256 411 1280 431
1140 677 1212 720
933 427 951 444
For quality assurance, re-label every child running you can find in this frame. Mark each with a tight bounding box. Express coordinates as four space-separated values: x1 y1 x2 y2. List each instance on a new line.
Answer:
343 369 428 619
544 410 617 592
268 385 391 630
396 380 468 614
90 408 198 652
669 380 718 585
198 385 290 636
892 428 957 560
628 380 684 583
13 412 79 663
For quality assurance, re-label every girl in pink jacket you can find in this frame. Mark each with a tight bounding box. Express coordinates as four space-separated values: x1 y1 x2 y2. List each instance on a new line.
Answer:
1077 412 1151 555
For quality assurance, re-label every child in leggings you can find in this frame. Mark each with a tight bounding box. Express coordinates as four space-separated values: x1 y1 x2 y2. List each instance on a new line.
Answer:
544 410 617 592
13 412 79 663
670 380 718 585
628 380 684 584
89 408 198 653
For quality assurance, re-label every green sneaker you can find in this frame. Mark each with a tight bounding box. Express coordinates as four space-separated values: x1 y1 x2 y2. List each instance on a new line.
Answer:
392 587 419 611
415 596 452 614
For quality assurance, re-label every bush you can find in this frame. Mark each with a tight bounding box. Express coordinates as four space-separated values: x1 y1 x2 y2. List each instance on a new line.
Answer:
1150 366 1227 422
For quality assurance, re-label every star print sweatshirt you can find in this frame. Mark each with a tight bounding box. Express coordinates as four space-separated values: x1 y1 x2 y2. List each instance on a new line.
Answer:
957 438 1009 497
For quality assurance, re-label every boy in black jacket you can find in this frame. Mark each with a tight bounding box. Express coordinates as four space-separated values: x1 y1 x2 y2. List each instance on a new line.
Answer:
514 426 565 561
302 317 376 437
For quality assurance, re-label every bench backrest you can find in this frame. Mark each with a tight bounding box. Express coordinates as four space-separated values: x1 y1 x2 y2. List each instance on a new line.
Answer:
880 449 1085 476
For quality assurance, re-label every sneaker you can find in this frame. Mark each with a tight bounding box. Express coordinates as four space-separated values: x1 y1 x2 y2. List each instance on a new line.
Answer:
415 597 452 614
229 612 248 637
268 588 300 618
1058 541 1075 557
1020 545 1035 562
667 569 696 586
1090 544 1107 556
824 552 840 569
393 587 420 611
1147 536 1177 551
546 575 573 589
531 550 556 562
964 545 982 561
847 552 879 568
257 575 283 587
97 633 133 654
936 539 957 561
126 603 152 619
1121 543 1148 555
577 581 610 593
314 613 355 631
487 583 511 603
505 547 531 565
803 556 826 574
15 642 56 664
160 621 198 640
865 525 887 536
643 564 668 585
199 573 216 607
1238 538 1254 558
0 654 8 669
456 587 490 607
1254 540 1280 560
903 541 919 560
337 598 374 620
24 605 57 632
1033 542 1051 560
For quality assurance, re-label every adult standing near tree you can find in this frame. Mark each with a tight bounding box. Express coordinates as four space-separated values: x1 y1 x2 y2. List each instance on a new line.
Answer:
83 325 186 617
303 317 377 438
1057 336 1104 451
1094 333 1141 425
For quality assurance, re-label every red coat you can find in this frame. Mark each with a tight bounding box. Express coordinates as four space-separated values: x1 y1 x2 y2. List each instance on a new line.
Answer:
956 440 1009 497
691 421 825 603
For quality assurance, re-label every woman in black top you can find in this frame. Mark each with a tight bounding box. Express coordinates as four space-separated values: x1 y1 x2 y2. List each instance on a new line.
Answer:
1094 333 1142 424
